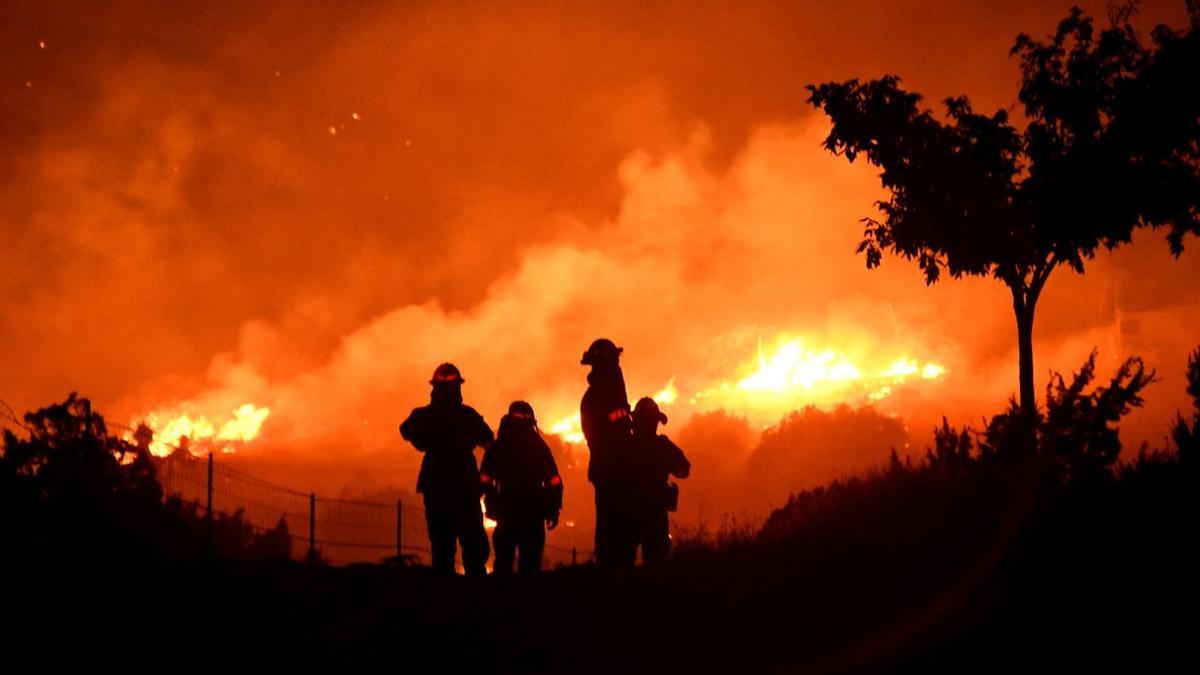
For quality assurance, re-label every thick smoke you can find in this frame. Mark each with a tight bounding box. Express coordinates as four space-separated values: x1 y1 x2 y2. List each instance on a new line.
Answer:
96 120 1200 501
3 0 1198 512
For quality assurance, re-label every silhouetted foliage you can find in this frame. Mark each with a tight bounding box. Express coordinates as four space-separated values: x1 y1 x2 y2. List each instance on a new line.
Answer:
1170 346 1200 467
928 416 973 477
807 5 1199 417
1040 351 1155 483
5 352 1199 673
760 350 1157 549
249 514 294 560
1 394 295 562
163 497 294 561
0 393 169 559
972 351 1156 483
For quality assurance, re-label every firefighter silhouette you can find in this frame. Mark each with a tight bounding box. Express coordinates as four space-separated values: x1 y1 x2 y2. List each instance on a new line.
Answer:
579 337 635 567
629 397 690 565
399 363 494 576
480 401 563 575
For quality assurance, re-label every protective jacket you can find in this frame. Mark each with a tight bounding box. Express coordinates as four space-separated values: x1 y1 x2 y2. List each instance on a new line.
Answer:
580 366 632 484
400 392 494 496
630 431 689 565
630 433 690 510
480 423 561 521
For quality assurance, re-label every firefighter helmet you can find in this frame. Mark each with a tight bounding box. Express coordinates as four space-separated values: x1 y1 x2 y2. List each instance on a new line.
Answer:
507 400 536 422
580 338 623 365
633 396 668 425
429 362 465 385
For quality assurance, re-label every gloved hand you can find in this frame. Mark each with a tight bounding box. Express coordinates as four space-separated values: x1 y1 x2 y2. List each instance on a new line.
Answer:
545 512 560 531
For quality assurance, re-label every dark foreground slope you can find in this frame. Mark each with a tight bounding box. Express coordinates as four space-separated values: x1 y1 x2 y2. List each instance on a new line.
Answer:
6 353 1199 674
4 457 1196 675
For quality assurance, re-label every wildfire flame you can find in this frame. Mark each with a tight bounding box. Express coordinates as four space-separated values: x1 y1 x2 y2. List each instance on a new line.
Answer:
652 378 679 405
692 336 946 414
130 339 940 457
136 403 271 456
541 336 944 443
547 378 679 445
549 414 586 445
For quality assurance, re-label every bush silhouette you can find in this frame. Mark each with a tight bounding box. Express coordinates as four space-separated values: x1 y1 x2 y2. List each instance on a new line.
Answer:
1 393 169 559
1 393 296 562
1170 346 1200 467
758 350 1158 550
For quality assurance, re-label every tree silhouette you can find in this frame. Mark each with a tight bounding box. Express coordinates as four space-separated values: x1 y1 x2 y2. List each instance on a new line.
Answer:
1 393 166 557
1170 346 1200 467
2 394 296 561
807 4 1199 420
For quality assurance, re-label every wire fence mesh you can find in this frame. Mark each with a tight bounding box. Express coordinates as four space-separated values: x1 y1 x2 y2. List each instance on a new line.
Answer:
153 449 587 568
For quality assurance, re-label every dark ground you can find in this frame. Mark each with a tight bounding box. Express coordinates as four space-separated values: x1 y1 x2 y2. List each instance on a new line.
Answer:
4 470 1196 675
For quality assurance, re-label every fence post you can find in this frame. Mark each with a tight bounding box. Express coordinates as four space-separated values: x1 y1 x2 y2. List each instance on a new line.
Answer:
396 499 403 561
205 452 214 557
307 492 317 562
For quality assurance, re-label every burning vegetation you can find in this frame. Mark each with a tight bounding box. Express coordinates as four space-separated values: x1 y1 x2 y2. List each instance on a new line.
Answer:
134 403 271 456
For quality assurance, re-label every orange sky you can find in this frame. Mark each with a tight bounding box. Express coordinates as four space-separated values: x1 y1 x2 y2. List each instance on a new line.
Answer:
2 1 1198 502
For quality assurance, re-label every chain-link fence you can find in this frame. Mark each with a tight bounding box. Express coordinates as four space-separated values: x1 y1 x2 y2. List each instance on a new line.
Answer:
155 450 585 568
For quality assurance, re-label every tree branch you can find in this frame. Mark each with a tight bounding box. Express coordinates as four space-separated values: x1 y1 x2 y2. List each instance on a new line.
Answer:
1028 252 1059 305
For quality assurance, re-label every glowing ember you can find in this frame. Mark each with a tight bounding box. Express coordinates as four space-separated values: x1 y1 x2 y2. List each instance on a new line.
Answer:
136 403 270 456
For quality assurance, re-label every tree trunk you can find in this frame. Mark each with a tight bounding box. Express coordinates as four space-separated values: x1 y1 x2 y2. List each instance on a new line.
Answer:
1014 296 1037 419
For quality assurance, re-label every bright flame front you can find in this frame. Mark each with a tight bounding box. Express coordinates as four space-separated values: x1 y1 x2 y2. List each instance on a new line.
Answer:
136 403 271 456
547 378 679 445
541 336 945 444
693 335 947 415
